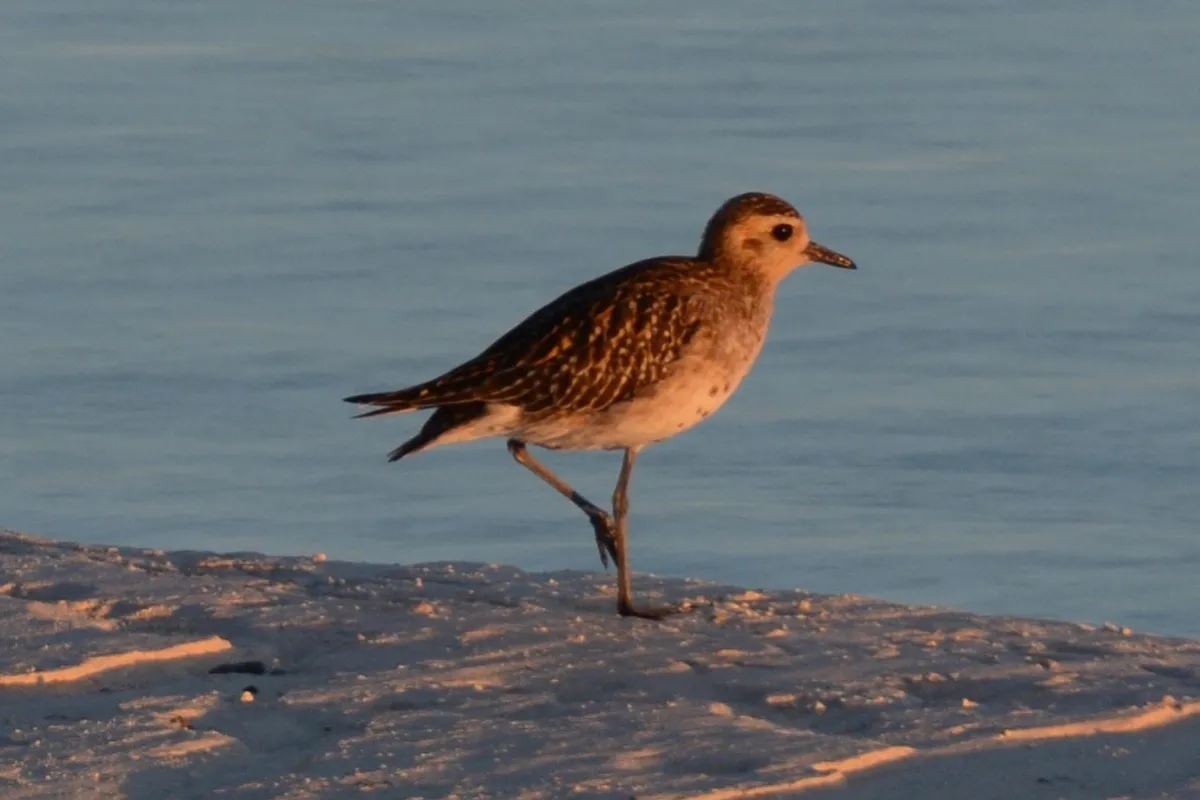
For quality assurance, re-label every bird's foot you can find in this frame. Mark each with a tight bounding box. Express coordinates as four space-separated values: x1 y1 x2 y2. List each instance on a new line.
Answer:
586 509 619 569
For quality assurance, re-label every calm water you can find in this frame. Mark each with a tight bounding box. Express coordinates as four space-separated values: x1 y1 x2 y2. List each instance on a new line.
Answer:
3 3 1198 636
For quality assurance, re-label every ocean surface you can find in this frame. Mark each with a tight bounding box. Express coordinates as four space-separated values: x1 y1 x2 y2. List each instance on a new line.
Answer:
3 2 1198 636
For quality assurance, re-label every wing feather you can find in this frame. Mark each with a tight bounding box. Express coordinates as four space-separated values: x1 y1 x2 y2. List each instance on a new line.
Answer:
346 257 723 415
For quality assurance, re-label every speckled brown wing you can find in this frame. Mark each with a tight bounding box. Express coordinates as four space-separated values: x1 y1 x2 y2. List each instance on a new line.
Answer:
477 259 723 414
347 257 722 416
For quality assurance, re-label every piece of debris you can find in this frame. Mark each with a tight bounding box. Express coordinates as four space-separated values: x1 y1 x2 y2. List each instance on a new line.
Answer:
210 660 267 675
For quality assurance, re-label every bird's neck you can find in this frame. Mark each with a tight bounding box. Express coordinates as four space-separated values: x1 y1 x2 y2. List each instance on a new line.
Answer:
708 255 777 296
714 261 776 322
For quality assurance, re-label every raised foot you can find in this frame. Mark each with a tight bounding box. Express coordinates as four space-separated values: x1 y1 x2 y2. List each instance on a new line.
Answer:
617 601 685 621
585 509 619 569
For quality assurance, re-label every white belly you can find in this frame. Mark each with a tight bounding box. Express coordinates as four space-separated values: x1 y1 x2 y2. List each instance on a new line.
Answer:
518 351 758 451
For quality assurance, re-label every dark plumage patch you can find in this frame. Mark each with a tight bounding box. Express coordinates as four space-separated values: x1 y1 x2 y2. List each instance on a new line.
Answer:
388 402 489 461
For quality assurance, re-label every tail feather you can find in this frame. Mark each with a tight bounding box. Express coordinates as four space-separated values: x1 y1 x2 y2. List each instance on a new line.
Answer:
344 371 492 417
345 353 513 418
344 387 430 419
344 389 420 408
386 403 489 462
351 405 406 420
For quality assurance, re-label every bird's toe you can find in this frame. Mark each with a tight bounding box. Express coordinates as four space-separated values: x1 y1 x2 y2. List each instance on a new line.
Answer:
587 510 618 569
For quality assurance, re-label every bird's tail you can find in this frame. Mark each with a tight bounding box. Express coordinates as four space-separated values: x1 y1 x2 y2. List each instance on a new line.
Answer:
343 390 416 419
345 362 500 419
385 402 489 461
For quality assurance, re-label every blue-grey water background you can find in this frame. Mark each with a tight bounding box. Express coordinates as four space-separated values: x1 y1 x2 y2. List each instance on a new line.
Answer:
3 3 1198 636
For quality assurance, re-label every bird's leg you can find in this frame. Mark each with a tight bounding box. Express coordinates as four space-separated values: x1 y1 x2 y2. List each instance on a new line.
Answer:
506 439 618 568
611 447 675 620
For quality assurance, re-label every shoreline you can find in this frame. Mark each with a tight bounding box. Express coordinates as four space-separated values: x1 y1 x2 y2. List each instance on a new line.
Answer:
2 528 1198 798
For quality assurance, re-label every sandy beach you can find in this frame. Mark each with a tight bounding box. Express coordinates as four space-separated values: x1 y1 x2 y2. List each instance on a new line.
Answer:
2 528 1198 798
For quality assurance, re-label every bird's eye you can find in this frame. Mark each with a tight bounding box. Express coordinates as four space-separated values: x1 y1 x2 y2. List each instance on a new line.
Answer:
771 224 793 242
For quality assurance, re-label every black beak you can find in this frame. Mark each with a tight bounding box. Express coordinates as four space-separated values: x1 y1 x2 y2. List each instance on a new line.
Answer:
805 241 856 270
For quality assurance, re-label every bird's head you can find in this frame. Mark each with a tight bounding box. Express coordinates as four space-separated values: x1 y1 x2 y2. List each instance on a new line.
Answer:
697 192 855 283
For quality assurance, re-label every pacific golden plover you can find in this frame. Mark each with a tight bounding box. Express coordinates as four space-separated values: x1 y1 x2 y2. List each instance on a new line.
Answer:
346 192 856 618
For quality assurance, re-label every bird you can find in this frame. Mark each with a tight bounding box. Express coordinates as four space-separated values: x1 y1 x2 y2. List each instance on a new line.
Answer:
345 192 856 619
